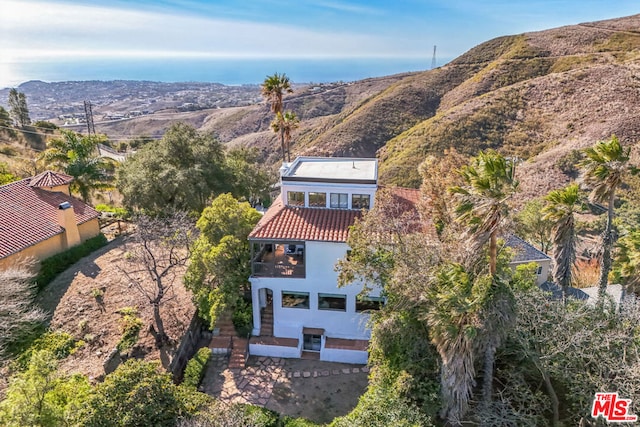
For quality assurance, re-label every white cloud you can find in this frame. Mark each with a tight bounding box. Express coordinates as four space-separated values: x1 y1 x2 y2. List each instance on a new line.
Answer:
0 0 423 60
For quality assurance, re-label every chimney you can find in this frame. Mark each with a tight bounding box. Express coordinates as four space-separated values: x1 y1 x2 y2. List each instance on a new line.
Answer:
57 202 81 249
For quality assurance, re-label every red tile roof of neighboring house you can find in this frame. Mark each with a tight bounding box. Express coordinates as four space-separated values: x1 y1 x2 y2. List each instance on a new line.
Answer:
0 175 99 259
249 195 362 242
29 170 74 188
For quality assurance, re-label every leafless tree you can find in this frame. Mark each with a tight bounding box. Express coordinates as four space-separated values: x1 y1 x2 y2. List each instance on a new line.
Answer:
0 262 47 361
120 212 196 347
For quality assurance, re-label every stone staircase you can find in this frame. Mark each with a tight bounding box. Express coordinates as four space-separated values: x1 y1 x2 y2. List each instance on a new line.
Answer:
260 305 273 337
228 336 248 369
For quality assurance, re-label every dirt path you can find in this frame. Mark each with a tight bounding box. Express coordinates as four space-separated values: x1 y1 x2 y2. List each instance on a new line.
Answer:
36 236 195 380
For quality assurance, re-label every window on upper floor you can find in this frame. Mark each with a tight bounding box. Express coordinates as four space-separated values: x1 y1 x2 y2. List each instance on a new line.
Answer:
287 191 305 206
356 296 384 312
308 192 327 207
318 293 347 311
330 193 348 208
282 291 310 309
352 194 370 210
536 266 543 275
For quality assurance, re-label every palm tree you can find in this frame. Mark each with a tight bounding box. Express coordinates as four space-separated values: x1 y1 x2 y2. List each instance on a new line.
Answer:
424 262 480 425
450 151 519 275
270 110 299 162
449 150 519 406
261 73 293 163
613 229 640 295
580 135 633 301
41 130 112 202
542 183 582 303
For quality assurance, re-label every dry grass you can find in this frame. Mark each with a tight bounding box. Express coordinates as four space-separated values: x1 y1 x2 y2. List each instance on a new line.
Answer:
572 258 600 288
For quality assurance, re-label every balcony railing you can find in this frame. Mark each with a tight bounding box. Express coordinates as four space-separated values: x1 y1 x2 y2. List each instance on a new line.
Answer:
251 242 305 278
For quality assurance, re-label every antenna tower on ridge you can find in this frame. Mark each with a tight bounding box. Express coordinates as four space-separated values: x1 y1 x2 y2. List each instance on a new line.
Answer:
431 45 437 70
84 100 96 136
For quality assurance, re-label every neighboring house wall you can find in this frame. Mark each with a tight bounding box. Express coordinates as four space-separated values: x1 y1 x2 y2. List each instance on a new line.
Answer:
0 234 65 270
511 259 551 286
79 219 100 242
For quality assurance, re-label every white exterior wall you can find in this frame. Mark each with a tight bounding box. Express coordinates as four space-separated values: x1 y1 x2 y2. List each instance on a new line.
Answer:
511 259 551 286
281 181 377 210
321 348 368 364
250 241 379 340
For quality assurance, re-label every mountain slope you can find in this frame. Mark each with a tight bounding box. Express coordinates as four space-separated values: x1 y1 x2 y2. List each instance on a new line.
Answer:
377 14 640 196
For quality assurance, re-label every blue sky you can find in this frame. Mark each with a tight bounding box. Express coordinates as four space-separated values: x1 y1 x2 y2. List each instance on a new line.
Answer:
1 0 639 86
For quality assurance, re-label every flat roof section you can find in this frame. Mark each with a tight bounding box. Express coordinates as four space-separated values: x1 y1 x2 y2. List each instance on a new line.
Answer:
284 157 377 183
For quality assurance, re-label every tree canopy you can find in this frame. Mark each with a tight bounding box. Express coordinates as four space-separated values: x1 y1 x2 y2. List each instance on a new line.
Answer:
184 193 261 328
41 129 113 202
117 123 264 214
7 89 30 127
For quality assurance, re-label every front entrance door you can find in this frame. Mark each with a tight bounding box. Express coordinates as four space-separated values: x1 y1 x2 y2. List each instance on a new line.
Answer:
303 334 322 352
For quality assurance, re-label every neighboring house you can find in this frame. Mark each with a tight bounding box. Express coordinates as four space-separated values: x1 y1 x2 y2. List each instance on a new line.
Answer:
504 235 551 286
247 157 553 364
0 171 100 269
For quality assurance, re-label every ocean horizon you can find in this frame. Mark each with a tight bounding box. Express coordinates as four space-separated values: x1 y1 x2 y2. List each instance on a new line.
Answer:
2 57 448 88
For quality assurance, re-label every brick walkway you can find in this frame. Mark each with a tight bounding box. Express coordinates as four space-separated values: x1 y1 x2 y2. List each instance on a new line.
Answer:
202 355 369 407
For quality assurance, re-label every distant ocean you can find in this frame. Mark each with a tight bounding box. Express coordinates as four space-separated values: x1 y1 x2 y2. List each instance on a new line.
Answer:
6 57 445 86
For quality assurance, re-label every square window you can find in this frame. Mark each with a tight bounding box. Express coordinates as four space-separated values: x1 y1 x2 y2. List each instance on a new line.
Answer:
330 193 348 208
318 293 346 311
282 291 309 309
309 192 327 207
352 194 370 210
356 296 384 312
287 191 305 206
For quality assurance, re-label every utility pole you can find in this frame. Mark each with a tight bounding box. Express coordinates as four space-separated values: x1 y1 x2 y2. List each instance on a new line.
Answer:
431 45 437 70
84 100 96 136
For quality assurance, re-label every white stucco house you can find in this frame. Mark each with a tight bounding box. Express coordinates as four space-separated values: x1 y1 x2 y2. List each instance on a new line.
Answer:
247 156 551 364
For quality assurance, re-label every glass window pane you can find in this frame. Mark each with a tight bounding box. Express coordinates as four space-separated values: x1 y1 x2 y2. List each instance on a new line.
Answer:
318 293 346 311
282 291 309 309
352 194 370 210
287 191 305 206
308 192 326 207
330 193 348 208
356 296 383 312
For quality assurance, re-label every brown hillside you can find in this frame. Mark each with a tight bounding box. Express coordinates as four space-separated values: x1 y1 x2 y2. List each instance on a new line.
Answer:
378 14 640 195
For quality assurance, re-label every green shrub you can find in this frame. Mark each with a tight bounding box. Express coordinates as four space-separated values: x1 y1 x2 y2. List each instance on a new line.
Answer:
282 416 322 426
14 331 80 370
232 299 253 337
182 347 211 388
36 234 108 289
95 204 131 220
239 404 280 427
116 307 143 353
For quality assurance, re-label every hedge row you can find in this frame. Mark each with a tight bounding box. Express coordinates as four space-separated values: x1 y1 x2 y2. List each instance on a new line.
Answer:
183 347 212 388
36 233 108 289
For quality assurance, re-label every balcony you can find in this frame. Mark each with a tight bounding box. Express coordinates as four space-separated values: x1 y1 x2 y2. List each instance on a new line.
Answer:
251 242 305 278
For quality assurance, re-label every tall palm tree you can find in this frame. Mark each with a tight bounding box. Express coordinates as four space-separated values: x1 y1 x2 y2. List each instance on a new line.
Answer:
580 135 633 301
424 262 480 426
261 73 293 163
542 183 582 303
41 130 112 202
270 110 299 162
449 150 519 406
450 151 519 275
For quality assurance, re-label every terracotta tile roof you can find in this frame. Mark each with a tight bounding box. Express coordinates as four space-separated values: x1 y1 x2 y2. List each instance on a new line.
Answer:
249 195 361 242
29 170 74 188
0 177 99 259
